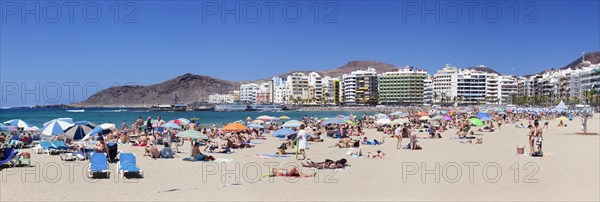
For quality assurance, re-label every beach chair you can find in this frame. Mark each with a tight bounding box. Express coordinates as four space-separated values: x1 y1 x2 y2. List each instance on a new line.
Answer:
36 141 58 155
52 140 70 151
0 148 18 167
88 152 109 178
117 153 143 178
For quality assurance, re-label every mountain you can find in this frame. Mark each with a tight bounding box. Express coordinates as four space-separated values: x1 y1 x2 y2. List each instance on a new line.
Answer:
255 60 398 82
560 52 600 70
524 51 600 77
75 74 239 107
317 60 398 77
465 66 502 75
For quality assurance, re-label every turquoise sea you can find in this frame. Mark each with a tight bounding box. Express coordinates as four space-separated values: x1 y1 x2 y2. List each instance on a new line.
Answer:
0 108 373 127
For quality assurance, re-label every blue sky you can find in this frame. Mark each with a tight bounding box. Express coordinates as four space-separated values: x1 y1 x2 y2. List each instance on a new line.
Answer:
1 0 599 107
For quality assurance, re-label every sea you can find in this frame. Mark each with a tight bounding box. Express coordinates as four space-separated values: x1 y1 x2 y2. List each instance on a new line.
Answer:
0 108 374 127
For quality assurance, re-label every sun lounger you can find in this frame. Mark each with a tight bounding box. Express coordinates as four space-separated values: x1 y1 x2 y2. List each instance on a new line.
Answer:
60 152 86 161
36 141 58 155
0 148 19 167
117 153 143 178
52 140 70 152
88 152 109 178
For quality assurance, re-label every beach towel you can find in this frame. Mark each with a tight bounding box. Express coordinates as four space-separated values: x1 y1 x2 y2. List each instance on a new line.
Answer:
214 158 234 163
254 154 289 159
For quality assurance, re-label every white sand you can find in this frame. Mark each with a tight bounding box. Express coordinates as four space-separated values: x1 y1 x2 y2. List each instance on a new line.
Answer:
1 114 599 201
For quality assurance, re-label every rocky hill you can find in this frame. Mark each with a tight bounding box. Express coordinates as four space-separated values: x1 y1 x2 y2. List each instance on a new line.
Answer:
524 51 600 77
75 74 239 107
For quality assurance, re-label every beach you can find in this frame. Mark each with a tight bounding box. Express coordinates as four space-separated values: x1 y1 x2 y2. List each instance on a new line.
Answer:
1 114 599 201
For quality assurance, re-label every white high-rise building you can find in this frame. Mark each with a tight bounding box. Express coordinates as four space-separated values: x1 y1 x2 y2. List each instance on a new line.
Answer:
341 67 379 105
286 72 309 104
308 72 323 104
239 83 259 103
433 65 459 103
272 76 288 104
423 76 433 104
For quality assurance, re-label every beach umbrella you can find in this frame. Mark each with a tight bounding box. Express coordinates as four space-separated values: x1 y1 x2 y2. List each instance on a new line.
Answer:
505 108 513 113
223 123 248 132
440 110 449 115
443 115 453 121
418 116 431 121
416 111 429 116
41 120 74 136
498 111 507 115
555 116 569 121
64 121 96 140
177 118 191 125
272 128 296 138
251 120 265 124
322 117 347 125
319 117 329 121
43 118 73 127
479 116 492 121
390 111 407 116
279 116 291 120
257 115 275 121
4 119 32 128
469 118 484 126
345 120 356 126
175 130 209 140
282 120 303 128
4 126 18 132
82 123 118 141
375 119 391 125
247 123 264 129
375 113 389 120
432 115 444 120
391 118 409 125
162 121 182 130
24 126 40 132
476 112 490 119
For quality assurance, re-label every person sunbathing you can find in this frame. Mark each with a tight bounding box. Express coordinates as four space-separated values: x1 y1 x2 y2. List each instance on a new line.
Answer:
301 158 347 169
190 142 215 161
270 166 315 177
367 150 385 158
361 137 383 145
144 143 160 158
205 140 231 153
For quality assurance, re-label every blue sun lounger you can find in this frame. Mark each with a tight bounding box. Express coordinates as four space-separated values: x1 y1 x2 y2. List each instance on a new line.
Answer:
88 152 109 178
38 141 58 155
117 153 143 178
0 148 18 167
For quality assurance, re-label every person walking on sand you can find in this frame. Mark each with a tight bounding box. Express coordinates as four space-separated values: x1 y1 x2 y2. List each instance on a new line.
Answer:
535 122 543 153
528 125 535 154
395 125 402 149
296 124 309 160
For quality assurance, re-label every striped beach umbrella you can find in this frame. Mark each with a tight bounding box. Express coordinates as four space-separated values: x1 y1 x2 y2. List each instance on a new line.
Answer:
4 119 32 128
162 121 181 130
43 118 73 127
247 123 264 129
41 120 74 136
82 123 118 141
176 130 208 140
177 118 191 125
64 121 96 140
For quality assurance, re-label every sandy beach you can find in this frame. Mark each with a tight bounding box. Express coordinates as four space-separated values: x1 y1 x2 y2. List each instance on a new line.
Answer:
1 115 599 201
